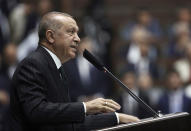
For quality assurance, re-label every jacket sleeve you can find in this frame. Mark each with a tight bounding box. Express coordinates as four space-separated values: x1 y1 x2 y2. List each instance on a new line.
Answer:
13 58 85 124
75 112 118 131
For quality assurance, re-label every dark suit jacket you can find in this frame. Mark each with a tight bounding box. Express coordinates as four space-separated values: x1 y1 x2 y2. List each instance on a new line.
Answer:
157 90 191 114
7 46 117 131
118 44 160 80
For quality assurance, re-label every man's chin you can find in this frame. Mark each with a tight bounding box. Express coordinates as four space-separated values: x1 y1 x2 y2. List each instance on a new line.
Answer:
62 53 76 63
69 52 77 59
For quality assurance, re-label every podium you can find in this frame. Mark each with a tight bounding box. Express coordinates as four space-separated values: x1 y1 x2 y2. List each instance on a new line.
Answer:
97 112 190 131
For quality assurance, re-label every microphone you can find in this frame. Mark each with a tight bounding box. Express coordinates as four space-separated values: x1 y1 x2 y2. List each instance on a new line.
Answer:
83 49 104 71
83 49 160 118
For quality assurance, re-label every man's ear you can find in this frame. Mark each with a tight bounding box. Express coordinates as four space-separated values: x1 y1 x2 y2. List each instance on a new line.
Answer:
46 30 55 44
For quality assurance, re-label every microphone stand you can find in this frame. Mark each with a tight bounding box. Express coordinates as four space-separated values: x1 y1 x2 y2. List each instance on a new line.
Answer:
103 67 161 118
83 49 161 118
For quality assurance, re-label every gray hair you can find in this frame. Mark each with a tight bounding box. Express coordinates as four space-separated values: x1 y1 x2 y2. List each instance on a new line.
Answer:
38 11 73 42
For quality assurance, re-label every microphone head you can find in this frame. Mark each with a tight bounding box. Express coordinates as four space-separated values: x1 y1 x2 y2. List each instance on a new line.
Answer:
83 49 104 71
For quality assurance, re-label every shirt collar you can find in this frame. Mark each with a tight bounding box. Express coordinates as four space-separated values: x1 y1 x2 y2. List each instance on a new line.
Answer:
42 46 62 69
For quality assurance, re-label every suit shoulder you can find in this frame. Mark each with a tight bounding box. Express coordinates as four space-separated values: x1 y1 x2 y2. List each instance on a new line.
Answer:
14 50 47 78
20 50 47 67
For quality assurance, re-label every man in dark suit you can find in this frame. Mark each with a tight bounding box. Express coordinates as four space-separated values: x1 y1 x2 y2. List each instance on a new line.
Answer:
157 69 191 114
7 12 139 131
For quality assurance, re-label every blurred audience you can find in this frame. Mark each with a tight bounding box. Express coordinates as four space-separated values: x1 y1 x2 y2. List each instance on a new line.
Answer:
9 0 37 44
0 43 17 97
118 27 160 81
166 19 191 59
168 8 191 40
16 0 54 61
64 37 113 102
81 0 113 68
137 73 163 110
120 9 162 42
0 9 10 53
157 69 191 114
116 69 152 118
0 43 17 130
0 0 18 17
174 43 191 84
0 43 17 79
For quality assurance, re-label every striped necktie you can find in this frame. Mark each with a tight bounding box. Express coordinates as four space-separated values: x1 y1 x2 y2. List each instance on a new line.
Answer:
59 65 67 80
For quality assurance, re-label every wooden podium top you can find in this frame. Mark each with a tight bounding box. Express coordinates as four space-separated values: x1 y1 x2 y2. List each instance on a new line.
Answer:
97 112 190 131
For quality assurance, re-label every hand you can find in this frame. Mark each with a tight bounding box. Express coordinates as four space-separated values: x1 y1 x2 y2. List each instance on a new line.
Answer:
85 98 121 115
118 113 140 124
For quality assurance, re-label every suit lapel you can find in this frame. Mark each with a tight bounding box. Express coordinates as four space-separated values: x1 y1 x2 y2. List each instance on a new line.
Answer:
37 46 60 84
36 46 70 101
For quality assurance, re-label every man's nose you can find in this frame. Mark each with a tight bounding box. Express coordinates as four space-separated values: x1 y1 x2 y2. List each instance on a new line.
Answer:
74 33 80 43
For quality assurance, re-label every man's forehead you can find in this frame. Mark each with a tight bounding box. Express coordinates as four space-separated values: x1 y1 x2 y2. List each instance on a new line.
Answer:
54 15 78 29
53 15 72 21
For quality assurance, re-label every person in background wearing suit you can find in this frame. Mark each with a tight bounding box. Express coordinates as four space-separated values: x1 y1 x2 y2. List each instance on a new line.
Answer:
64 36 112 102
157 69 191 114
117 69 151 119
7 12 139 131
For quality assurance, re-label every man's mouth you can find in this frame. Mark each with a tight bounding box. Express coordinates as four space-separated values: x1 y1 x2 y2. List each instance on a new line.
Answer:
70 45 77 51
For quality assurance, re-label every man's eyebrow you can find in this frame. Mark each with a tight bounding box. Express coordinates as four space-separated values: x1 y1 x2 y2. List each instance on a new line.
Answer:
67 25 79 31
72 26 79 33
